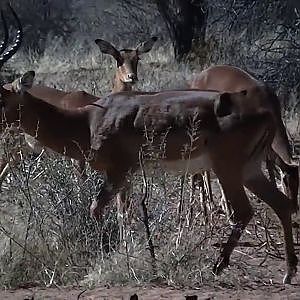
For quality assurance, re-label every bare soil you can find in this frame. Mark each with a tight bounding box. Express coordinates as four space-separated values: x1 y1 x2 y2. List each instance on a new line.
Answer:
1 255 300 300
0 282 299 300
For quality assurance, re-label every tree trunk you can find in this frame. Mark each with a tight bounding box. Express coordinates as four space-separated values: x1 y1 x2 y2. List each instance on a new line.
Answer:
155 0 207 61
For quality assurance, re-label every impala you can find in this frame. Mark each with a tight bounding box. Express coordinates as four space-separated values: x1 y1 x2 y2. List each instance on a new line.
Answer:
190 65 299 213
0 69 297 284
0 7 157 186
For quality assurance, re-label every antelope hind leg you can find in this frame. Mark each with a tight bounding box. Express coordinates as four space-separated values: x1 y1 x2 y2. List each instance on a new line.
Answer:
245 168 298 284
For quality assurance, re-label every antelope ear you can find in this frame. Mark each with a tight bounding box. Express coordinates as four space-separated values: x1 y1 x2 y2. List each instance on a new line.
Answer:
214 92 233 117
136 36 158 54
11 71 35 94
95 39 123 65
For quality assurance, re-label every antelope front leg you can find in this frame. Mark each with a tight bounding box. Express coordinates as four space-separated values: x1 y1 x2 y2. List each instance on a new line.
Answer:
90 182 115 220
116 180 132 243
90 169 127 220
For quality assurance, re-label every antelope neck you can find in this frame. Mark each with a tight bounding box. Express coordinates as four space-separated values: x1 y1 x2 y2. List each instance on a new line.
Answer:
111 75 133 93
17 93 91 159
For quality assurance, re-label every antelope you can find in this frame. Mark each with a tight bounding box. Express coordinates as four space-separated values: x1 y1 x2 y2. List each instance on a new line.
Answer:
0 69 298 284
95 37 158 93
0 6 157 187
190 65 299 213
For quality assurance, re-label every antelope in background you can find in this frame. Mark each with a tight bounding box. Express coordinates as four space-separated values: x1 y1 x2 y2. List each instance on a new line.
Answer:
189 65 299 215
0 66 298 284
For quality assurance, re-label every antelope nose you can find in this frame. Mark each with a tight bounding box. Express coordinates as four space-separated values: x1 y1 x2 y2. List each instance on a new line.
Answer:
127 73 138 82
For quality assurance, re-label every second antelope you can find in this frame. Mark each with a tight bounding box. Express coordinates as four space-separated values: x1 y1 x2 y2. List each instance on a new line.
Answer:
190 65 299 213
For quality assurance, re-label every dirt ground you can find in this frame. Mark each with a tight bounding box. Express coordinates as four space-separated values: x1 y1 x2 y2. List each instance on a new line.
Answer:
1 257 300 300
0 282 299 300
1 207 300 300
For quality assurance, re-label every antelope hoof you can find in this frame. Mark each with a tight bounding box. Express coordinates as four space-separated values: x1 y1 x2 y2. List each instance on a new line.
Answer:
213 256 229 275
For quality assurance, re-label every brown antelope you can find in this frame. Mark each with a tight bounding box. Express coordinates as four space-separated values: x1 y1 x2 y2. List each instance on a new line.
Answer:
95 37 158 93
0 6 157 186
0 69 297 284
190 65 299 213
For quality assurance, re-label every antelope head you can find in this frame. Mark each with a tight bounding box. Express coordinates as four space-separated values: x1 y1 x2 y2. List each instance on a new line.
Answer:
214 87 273 118
95 36 158 91
0 71 35 126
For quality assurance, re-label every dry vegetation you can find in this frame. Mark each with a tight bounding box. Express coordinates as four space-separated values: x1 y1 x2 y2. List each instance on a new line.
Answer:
0 0 300 296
